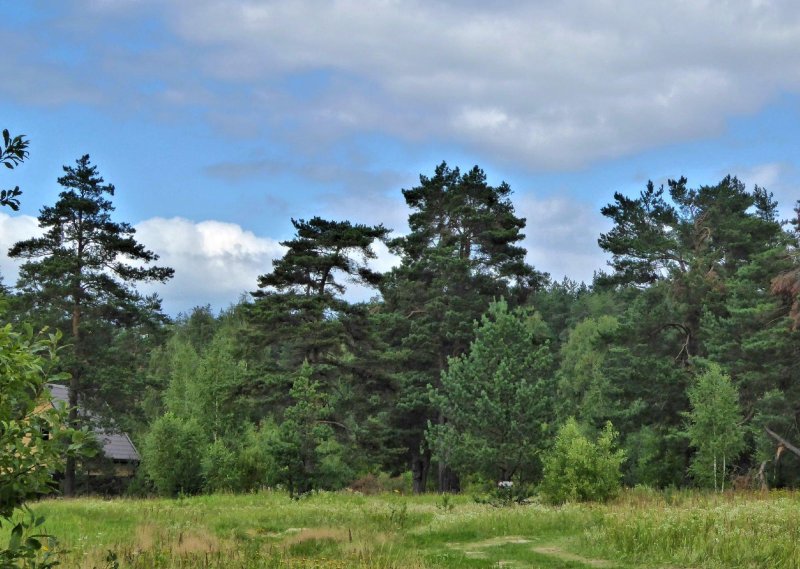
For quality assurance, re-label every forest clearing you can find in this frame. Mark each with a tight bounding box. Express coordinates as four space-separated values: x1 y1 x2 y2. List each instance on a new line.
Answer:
9 489 800 569
5 5 800 568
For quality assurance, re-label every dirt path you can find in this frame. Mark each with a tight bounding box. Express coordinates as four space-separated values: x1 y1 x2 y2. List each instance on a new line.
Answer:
532 545 613 567
448 535 618 568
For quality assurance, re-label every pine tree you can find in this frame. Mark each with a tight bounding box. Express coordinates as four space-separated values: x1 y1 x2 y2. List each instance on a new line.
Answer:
427 299 554 483
9 155 173 495
381 162 544 492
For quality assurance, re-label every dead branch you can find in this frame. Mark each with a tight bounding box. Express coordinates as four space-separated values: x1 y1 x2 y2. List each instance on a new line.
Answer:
765 427 800 460
656 323 692 361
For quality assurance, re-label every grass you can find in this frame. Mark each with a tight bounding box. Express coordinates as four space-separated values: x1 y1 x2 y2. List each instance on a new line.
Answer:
5 489 800 568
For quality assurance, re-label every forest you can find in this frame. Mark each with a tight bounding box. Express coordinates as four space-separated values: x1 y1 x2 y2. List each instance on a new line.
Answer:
3 129 800 503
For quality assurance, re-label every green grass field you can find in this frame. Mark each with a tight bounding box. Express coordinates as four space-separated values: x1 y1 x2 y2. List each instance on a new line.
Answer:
8 489 800 568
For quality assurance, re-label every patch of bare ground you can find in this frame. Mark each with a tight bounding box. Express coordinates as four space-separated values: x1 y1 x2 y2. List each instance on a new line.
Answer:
134 523 224 555
448 535 532 550
532 545 612 567
451 536 621 568
448 536 530 567
282 527 350 546
173 529 222 554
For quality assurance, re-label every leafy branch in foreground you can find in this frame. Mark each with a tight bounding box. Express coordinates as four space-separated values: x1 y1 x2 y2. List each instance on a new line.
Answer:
0 128 29 211
0 322 94 567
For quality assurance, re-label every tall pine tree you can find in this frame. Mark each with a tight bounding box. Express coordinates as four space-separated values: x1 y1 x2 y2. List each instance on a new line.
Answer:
9 155 173 495
381 162 544 492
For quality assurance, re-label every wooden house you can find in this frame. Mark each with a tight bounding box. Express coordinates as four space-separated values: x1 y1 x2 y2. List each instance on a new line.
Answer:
45 384 141 482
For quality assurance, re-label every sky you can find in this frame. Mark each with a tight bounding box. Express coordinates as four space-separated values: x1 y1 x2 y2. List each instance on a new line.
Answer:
1 0 799 315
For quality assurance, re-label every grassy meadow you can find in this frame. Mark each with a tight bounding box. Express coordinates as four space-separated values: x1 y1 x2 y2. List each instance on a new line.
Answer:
9 489 800 568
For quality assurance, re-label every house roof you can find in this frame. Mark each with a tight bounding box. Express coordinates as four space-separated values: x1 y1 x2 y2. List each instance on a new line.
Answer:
47 384 141 462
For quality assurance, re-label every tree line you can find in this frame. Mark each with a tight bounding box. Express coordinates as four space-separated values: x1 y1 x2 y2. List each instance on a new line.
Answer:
3 146 800 497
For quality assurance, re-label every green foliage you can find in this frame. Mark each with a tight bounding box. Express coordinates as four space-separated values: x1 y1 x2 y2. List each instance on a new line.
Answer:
233 423 277 491
141 413 205 496
556 315 621 425
0 509 60 569
427 299 554 483
0 128 29 211
382 162 544 491
249 216 388 371
685 364 745 491
0 320 93 568
540 418 626 504
270 364 352 497
179 329 247 440
624 425 686 488
0 323 92 516
197 423 281 494
201 439 240 493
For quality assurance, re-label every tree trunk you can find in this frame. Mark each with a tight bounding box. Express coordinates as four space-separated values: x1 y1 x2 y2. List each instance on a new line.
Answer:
756 461 768 491
437 462 460 493
721 454 726 492
412 451 430 494
64 299 82 497
713 454 718 492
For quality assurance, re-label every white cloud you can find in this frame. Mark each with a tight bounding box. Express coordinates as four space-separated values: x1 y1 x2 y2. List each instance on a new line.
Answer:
458 107 515 131
518 195 611 284
134 217 286 314
6 1 800 170
0 213 42 286
737 163 784 189
158 0 800 167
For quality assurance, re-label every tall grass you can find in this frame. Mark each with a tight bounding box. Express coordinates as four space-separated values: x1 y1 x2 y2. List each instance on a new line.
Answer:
5 489 800 568
583 489 800 568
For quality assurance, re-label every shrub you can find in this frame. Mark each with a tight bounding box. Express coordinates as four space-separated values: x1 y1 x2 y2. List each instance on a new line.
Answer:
142 413 205 496
348 474 382 495
349 472 412 495
236 422 279 491
540 418 625 504
202 439 242 493
0 323 90 567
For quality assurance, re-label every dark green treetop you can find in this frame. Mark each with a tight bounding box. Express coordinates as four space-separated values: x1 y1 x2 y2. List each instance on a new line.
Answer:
259 216 389 296
10 155 174 320
250 216 389 370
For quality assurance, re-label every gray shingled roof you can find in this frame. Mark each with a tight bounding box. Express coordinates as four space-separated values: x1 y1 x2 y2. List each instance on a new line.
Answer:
47 384 141 462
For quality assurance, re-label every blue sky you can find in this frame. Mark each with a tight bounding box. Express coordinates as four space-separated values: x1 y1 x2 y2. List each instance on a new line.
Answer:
2 1 799 314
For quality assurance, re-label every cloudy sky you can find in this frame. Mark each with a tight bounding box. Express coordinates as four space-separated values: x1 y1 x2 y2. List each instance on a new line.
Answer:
2 0 799 314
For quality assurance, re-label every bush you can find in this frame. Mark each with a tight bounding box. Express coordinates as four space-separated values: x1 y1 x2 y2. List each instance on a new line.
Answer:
0 322 91 567
348 472 411 495
141 413 205 496
201 439 242 493
236 422 279 491
540 418 625 504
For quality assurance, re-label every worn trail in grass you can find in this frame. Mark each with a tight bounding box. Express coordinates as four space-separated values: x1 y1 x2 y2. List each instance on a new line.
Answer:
8 490 800 568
